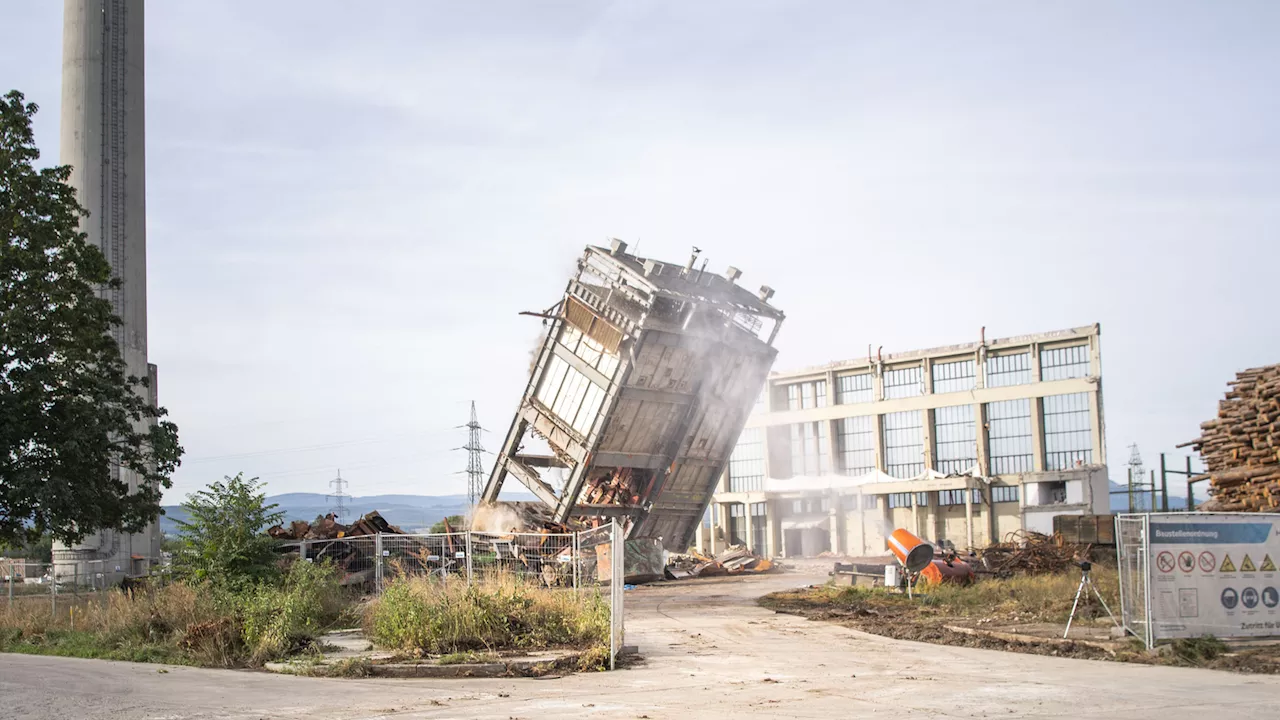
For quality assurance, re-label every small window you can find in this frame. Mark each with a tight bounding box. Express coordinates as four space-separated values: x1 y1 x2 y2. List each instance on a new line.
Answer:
916 492 929 507
991 485 1020 503
862 495 879 510
884 366 924 399
986 352 1032 388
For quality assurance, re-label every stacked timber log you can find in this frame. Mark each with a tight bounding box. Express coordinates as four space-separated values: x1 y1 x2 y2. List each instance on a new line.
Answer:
1180 364 1280 511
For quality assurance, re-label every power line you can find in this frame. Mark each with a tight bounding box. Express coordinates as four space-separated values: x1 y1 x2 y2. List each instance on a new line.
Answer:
183 428 458 464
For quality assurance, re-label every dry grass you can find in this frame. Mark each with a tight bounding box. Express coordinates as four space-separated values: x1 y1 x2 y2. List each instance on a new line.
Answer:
0 561 351 667
366 573 609 659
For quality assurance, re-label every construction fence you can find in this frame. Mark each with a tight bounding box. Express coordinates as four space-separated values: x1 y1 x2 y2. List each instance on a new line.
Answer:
290 522 628 668
1116 512 1280 649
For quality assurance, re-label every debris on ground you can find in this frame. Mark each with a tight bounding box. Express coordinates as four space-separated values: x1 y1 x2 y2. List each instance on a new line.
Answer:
663 545 775 580
977 530 1093 577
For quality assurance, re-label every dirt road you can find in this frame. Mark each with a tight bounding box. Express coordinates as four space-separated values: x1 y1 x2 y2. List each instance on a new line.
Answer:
4 572 1280 719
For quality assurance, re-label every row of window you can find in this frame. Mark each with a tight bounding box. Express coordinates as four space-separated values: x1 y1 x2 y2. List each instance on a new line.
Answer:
727 394 1094 487
770 345 1091 411
886 486 1021 509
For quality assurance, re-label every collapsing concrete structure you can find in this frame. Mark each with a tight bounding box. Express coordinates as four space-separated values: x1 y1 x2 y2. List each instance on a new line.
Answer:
482 241 784 551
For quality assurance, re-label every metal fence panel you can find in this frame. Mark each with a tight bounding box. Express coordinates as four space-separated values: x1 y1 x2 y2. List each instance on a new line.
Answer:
1116 514 1152 647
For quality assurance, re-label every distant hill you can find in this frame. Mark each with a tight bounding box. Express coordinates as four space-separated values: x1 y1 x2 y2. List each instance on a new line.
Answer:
1108 481 1188 512
159 491 536 536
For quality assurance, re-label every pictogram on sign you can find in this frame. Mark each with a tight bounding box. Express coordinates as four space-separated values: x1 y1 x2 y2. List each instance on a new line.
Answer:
1198 551 1216 573
1157 551 1176 573
1261 555 1277 573
1242 555 1258 572
1178 551 1196 573
1220 555 1237 573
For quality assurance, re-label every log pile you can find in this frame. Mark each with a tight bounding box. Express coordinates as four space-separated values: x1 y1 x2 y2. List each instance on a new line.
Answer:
1180 364 1280 512
978 530 1091 576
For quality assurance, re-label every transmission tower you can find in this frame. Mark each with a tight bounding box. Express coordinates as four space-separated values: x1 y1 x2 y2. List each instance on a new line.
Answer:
460 402 487 507
327 469 351 521
1127 444 1149 512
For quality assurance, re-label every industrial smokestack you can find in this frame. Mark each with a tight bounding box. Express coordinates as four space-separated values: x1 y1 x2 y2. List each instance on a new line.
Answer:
53 0 157 586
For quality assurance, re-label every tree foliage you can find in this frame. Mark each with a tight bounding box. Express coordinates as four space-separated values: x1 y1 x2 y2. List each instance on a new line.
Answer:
430 515 465 533
172 473 284 587
0 90 182 546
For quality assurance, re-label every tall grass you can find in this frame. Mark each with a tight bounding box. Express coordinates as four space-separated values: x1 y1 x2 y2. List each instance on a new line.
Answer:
0 560 350 667
366 573 609 655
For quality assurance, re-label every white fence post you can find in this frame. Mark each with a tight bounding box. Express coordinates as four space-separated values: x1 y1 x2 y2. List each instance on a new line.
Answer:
465 532 474 583
610 519 624 670
375 533 384 591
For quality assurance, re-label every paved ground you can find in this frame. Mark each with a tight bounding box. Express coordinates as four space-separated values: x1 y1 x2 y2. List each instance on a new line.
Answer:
5 571 1280 719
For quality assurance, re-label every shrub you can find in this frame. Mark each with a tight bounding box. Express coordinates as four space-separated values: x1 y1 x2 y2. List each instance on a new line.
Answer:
367 574 609 655
235 559 346 664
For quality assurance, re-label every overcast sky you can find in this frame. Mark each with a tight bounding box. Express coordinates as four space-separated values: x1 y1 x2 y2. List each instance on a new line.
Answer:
3 1 1277 502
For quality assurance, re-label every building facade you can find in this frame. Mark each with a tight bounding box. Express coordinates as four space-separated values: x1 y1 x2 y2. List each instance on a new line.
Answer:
699 325 1109 557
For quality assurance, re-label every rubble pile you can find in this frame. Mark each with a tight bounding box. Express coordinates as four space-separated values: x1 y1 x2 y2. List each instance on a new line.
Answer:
1180 363 1280 512
664 545 775 580
978 531 1090 576
266 510 404 540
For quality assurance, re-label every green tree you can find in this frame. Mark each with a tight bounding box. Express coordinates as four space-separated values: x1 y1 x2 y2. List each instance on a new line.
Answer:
430 515 465 533
172 473 284 586
0 90 183 546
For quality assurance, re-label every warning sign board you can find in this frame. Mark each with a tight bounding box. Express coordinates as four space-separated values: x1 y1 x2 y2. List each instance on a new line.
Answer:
1147 513 1280 642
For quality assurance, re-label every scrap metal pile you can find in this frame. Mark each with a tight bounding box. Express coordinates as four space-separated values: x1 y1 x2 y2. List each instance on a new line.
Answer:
266 510 404 541
978 531 1092 577
1180 363 1280 512
663 545 775 580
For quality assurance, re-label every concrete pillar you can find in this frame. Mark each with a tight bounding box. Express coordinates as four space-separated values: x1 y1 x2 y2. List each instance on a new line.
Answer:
873 413 887 472
974 404 990 477
964 481 975 550
828 492 841 555
910 492 920 537
744 503 756 553
826 370 837 407
714 502 731 554
766 499 781 557
827 417 839 474
1088 391 1104 467
873 364 884 402
1031 397 1046 472
922 409 935 472
1030 342 1042 382
922 358 934 395
974 349 986 390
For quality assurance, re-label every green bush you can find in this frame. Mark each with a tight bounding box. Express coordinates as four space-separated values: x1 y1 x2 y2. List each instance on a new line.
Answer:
367 574 609 655
234 560 346 664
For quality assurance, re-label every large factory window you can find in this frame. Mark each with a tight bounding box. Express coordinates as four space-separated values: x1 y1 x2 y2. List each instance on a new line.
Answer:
1040 344 1090 381
835 373 873 404
934 405 977 475
558 324 620 377
784 380 828 410
728 504 747 547
837 416 876 476
789 421 830 476
883 410 924 478
883 366 923 399
985 352 1032 388
751 502 768 553
887 493 912 509
1043 393 1093 469
987 399 1034 474
932 358 975 394
728 428 766 492
534 355 607 436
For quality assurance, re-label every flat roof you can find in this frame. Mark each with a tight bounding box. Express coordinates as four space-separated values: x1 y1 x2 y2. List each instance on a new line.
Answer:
770 324 1099 380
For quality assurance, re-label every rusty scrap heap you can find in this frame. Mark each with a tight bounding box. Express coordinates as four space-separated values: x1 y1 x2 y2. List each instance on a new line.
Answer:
266 510 404 540
978 531 1092 576
1180 363 1280 512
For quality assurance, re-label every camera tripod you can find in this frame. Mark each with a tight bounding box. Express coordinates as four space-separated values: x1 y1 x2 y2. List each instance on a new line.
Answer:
1064 561 1119 639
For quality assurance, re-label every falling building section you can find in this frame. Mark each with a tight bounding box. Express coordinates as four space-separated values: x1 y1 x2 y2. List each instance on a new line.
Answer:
482 241 784 551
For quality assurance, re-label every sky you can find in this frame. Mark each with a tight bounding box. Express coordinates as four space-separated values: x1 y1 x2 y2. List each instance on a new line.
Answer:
2 1 1277 502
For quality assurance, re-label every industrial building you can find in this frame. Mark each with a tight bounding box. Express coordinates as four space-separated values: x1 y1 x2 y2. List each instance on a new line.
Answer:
698 325 1109 557
52 0 161 584
483 240 784 552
